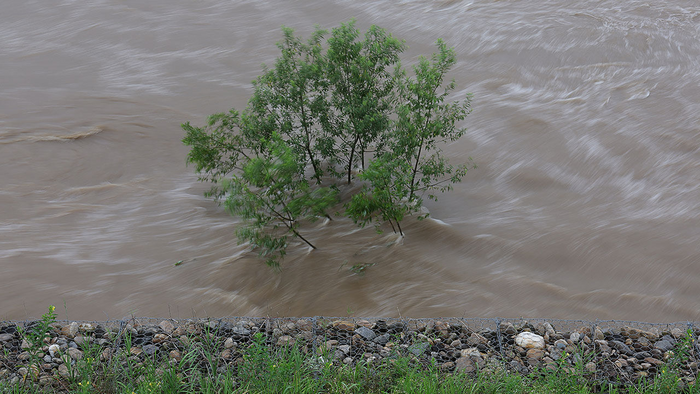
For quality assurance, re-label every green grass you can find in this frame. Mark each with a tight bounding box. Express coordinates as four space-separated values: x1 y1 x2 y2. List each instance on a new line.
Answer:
3 308 699 393
2 329 699 394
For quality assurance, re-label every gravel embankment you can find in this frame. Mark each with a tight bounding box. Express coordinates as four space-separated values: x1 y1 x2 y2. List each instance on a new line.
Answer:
1 317 698 389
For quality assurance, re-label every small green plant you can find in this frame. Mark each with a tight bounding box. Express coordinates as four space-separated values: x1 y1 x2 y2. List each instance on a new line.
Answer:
17 305 57 381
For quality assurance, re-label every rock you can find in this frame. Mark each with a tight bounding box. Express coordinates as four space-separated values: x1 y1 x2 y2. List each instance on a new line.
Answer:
224 337 235 349
655 339 674 352
543 322 556 337
277 335 293 346
450 339 462 348
130 347 143 356
143 345 158 356
356 320 373 328
43 354 52 363
169 350 182 361
499 322 517 335
78 323 95 333
374 334 390 345
671 328 685 339
593 327 604 341
440 361 455 371
17 367 28 377
585 362 596 372
570 332 580 343
467 333 488 346
343 357 353 364
58 364 70 378
231 326 251 336
74 335 91 346
615 359 628 368
634 351 651 360
333 321 356 331
515 332 545 349
220 349 232 360
339 345 351 355
455 355 482 373
461 348 481 358
159 320 175 334
595 340 611 353
296 319 312 331
0 333 13 342
526 348 545 361
610 340 634 356
554 339 567 349
17 351 30 361
68 348 83 361
433 321 450 337
61 322 79 338
644 357 663 366
355 327 376 341
408 342 429 357
325 340 338 350
101 348 112 361
39 374 54 385
152 333 168 344
20 339 31 349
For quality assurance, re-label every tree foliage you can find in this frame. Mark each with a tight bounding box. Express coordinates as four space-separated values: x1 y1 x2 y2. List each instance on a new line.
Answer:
183 20 475 266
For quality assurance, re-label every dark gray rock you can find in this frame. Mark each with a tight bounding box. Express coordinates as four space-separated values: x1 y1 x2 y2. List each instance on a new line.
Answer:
634 351 651 360
408 342 429 357
610 340 634 356
143 345 158 356
654 339 674 352
355 326 377 341
373 334 390 345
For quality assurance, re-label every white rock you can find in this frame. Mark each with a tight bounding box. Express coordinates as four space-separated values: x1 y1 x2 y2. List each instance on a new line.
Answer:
515 332 545 349
460 347 481 358
49 344 60 357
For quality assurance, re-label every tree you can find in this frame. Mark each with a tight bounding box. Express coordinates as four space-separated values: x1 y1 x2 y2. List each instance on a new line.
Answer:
345 39 475 234
324 20 405 183
183 112 337 268
183 22 474 266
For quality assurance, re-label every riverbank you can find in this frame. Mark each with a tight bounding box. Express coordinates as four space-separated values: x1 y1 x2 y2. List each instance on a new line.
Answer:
1 315 698 393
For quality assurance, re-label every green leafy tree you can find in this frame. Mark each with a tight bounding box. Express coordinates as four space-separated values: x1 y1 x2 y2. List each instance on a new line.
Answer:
346 39 475 234
183 22 475 266
248 27 332 183
223 135 337 267
183 112 336 267
324 20 406 183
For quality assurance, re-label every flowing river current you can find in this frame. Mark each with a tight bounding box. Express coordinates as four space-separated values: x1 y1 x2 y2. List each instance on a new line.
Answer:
1 0 699 322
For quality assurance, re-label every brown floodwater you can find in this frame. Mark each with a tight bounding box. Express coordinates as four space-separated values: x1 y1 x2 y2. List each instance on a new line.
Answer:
2 0 700 322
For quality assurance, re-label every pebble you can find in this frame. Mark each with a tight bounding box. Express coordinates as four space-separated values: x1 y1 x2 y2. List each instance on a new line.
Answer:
515 332 545 349
332 321 356 331
68 348 83 361
374 334 390 345
61 322 79 339
355 326 376 341
159 320 175 334
169 350 182 361
48 344 60 358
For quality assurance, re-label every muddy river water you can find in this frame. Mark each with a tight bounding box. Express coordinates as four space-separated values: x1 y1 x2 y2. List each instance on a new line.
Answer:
1 0 699 322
